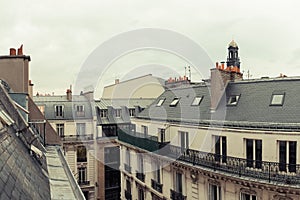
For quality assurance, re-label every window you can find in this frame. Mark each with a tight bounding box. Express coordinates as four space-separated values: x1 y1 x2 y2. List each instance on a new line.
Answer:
76 105 85 117
138 188 145 200
158 128 165 143
240 193 257 200
270 94 285 106
227 95 240 106
129 109 135 117
209 184 221 200
115 109 122 117
153 161 161 183
55 105 64 117
246 139 262 168
76 123 86 135
170 98 180 107
156 99 165 106
56 123 64 137
174 171 183 193
78 167 87 184
77 146 87 162
214 136 227 163
141 125 148 137
100 109 108 118
279 141 296 172
191 96 203 106
179 131 189 153
37 105 45 115
137 155 144 173
125 179 131 200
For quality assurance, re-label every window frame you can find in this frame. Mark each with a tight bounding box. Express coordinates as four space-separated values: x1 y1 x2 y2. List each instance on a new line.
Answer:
56 123 64 137
191 96 203 106
227 95 240 106
170 98 180 107
156 98 165 107
54 105 64 117
115 109 122 118
270 93 285 106
76 105 85 117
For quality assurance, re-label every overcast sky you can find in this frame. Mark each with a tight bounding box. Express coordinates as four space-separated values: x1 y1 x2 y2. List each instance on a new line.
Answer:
1 0 300 97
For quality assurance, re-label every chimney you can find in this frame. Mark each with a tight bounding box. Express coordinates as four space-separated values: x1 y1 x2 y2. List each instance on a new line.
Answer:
215 62 219 69
10 48 16 56
66 88 72 101
17 45 23 55
28 80 34 98
220 61 225 70
115 79 119 84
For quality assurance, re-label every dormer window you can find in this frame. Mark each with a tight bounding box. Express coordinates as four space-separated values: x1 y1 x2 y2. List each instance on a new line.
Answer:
270 93 285 106
227 95 240 106
191 96 203 106
76 105 85 117
55 105 64 117
156 99 165 107
115 109 122 117
170 98 180 107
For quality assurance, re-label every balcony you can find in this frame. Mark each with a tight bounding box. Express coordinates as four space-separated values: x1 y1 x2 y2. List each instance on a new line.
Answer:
118 129 169 152
136 171 145 182
151 179 163 193
78 180 90 186
124 190 132 200
61 134 93 141
124 163 132 173
170 189 186 200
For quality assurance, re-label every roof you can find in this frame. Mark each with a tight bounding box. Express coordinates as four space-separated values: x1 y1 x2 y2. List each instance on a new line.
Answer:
228 40 238 48
33 95 93 120
137 77 300 130
95 98 156 109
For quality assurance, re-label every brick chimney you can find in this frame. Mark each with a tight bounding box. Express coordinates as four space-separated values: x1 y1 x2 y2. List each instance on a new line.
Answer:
17 45 23 55
66 88 72 101
10 48 16 56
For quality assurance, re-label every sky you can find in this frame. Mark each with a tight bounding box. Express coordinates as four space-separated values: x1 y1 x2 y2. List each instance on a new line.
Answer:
1 0 300 98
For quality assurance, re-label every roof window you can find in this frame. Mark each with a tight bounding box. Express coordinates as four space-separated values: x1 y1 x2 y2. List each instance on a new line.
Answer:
227 95 240 106
270 93 285 106
191 96 203 106
170 98 180 107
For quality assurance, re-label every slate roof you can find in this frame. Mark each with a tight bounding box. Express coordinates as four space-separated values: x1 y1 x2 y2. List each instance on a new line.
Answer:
137 77 300 130
95 98 156 109
33 95 93 120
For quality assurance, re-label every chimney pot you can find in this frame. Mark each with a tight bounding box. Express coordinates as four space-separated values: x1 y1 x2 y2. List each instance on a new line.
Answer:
66 89 72 101
17 45 23 55
10 48 16 56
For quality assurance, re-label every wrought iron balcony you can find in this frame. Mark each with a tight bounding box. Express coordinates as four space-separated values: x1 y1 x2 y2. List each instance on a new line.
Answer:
124 163 132 173
125 190 132 200
61 134 94 141
136 171 145 182
151 179 163 193
170 189 186 200
118 129 169 152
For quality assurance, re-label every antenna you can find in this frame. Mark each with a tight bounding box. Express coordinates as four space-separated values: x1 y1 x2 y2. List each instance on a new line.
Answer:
188 66 191 81
184 66 187 77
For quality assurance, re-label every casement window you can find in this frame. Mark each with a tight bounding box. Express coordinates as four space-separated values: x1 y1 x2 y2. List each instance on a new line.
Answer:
191 96 203 106
56 123 64 137
78 167 87 184
76 105 85 117
170 98 180 107
153 161 161 183
179 131 189 153
156 99 165 106
129 109 135 117
141 125 148 137
240 193 257 200
138 188 145 200
77 146 87 162
174 171 183 193
227 95 240 106
208 184 221 200
55 105 64 117
115 109 122 117
270 93 285 106
158 128 166 143
76 123 86 135
278 141 296 172
214 136 227 163
100 109 108 118
245 139 262 169
137 155 144 173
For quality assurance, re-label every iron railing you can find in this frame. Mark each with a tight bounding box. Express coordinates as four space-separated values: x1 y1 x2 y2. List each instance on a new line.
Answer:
124 163 132 173
151 179 163 193
61 134 93 141
170 189 186 200
136 171 145 182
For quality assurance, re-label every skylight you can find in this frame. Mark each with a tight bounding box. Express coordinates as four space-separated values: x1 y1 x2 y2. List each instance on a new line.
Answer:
270 94 285 106
191 97 203 106
170 98 180 107
227 95 240 106
156 99 165 106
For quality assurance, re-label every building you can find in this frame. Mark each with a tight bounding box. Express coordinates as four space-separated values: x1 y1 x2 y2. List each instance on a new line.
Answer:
117 41 300 200
0 46 84 199
34 77 160 199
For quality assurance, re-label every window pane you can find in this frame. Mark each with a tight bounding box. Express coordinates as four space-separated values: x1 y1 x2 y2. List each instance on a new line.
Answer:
157 99 165 106
227 95 240 105
271 94 284 105
170 98 180 107
191 97 202 106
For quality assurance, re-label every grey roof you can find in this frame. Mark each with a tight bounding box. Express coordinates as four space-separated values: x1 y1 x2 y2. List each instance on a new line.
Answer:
95 98 156 109
33 95 93 120
137 77 300 129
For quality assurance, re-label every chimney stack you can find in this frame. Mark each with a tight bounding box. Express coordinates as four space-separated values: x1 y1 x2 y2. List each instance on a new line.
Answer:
10 48 16 56
17 45 23 55
66 88 72 101
115 79 119 84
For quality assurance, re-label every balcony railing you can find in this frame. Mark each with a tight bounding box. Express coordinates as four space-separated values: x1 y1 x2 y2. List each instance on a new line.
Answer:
118 129 169 152
170 189 186 200
118 129 300 185
125 190 132 200
151 179 163 193
124 163 132 173
61 134 93 141
78 180 90 186
136 171 145 182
